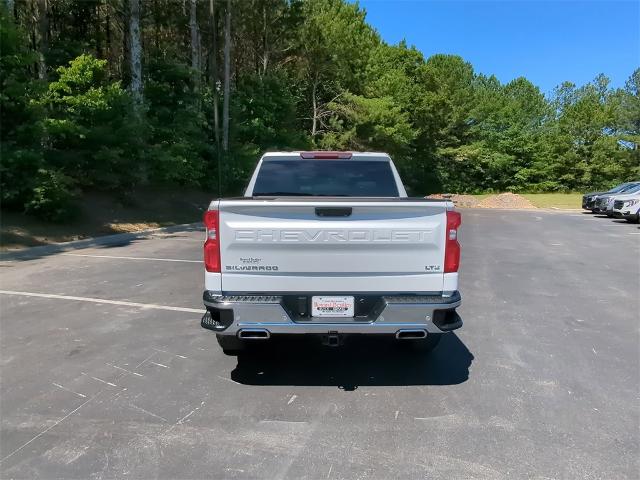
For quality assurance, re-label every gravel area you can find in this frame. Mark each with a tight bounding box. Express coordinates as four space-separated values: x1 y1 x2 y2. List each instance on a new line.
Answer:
429 192 538 210
426 194 481 208
477 192 536 209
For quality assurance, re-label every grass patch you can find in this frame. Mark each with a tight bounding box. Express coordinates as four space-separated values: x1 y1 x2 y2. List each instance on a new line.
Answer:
520 193 583 209
0 189 214 251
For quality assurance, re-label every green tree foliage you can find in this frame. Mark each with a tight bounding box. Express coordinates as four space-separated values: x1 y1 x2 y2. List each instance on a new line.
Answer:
297 0 378 137
299 0 377 94
320 93 415 165
0 7 44 212
227 71 309 192
614 69 640 178
144 60 211 186
619 69 640 146
1 1 638 222
38 54 142 190
444 76 551 192
539 76 634 190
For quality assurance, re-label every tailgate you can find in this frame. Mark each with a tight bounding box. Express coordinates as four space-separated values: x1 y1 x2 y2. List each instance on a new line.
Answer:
218 199 449 293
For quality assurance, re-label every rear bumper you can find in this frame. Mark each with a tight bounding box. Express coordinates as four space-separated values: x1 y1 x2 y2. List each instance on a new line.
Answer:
203 291 462 336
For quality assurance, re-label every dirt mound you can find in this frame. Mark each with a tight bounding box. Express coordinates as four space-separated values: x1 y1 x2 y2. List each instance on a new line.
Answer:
105 222 162 233
449 194 481 208
426 194 480 208
477 192 536 209
427 192 537 209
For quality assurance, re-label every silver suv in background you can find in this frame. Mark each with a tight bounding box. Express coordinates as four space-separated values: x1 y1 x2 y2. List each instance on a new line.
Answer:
594 183 640 215
583 182 639 211
612 194 640 223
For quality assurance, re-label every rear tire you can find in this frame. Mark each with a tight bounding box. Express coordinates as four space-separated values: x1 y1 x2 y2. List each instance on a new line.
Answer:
216 334 245 355
626 213 640 223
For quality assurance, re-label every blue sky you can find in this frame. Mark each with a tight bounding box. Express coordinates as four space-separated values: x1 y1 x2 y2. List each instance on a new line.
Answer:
358 0 639 94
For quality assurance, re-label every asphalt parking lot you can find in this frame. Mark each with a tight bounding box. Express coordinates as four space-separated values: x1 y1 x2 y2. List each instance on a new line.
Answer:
1 209 638 479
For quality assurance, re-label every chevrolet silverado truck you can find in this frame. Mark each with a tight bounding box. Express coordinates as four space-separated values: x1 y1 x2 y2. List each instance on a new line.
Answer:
201 151 462 355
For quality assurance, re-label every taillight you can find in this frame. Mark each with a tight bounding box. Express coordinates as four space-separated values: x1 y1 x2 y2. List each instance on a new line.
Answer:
203 210 220 272
444 210 461 273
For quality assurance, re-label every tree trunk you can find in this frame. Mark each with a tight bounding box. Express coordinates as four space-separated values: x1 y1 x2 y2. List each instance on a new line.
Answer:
94 2 102 58
311 74 319 137
129 0 143 105
153 0 160 49
190 0 200 93
37 0 48 80
106 10 111 63
209 0 222 196
209 0 220 148
261 3 268 75
222 0 231 152
5 0 15 18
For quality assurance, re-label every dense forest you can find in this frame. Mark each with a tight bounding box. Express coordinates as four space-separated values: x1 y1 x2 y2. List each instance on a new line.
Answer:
1 0 638 221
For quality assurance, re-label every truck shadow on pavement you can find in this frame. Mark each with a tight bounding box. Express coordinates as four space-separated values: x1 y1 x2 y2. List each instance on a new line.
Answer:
230 332 473 390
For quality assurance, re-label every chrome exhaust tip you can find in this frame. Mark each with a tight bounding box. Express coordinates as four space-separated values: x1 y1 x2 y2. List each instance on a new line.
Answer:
395 329 427 340
238 329 270 340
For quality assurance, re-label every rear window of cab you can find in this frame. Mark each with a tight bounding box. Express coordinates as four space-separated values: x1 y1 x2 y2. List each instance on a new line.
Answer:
252 159 400 197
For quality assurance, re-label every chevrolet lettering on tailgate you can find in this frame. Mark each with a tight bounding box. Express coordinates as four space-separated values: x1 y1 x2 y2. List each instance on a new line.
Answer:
234 229 434 243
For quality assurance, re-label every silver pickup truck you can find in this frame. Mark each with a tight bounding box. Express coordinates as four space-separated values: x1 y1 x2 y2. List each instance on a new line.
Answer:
201 151 462 355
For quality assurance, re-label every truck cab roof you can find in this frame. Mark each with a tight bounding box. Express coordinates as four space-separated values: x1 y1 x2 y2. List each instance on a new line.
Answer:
261 151 391 160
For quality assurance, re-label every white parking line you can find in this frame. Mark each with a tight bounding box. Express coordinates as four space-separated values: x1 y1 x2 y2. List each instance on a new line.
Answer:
259 419 308 425
81 372 118 387
126 403 168 422
152 347 187 359
150 361 170 369
52 383 87 398
106 363 144 377
0 290 204 313
61 253 200 263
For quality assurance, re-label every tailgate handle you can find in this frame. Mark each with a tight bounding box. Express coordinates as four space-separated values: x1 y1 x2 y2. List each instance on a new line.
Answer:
315 207 352 217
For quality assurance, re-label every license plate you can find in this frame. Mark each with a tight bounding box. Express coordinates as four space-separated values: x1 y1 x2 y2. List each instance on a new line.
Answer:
311 296 354 317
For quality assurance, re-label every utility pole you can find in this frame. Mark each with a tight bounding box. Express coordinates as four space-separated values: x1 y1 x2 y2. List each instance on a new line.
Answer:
129 0 143 106
222 0 231 153
209 0 222 196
